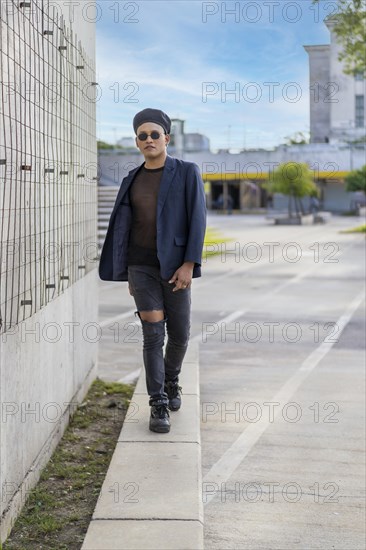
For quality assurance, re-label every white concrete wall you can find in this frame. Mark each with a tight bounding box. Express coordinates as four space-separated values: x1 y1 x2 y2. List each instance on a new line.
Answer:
304 18 366 144
0 1 97 541
324 18 365 142
40 1 95 61
304 45 331 143
0 272 98 539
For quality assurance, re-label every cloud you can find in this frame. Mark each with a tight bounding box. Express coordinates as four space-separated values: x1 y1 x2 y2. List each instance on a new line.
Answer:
95 1 328 148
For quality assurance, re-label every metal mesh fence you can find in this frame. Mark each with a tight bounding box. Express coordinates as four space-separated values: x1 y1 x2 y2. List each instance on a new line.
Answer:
0 1 97 334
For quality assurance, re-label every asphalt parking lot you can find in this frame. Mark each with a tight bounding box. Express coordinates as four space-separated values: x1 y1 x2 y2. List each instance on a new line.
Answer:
98 213 365 550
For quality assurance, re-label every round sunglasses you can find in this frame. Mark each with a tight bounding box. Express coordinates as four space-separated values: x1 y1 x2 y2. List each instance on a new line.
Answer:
137 131 166 141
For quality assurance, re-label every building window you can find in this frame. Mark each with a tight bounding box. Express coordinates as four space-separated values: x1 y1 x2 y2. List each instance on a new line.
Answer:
355 72 364 81
355 95 364 127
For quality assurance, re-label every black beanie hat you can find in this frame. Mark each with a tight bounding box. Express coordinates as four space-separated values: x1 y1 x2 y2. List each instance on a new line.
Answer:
133 108 171 135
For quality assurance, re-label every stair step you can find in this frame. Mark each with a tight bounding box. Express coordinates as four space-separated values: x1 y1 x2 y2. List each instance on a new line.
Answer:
97 187 122 250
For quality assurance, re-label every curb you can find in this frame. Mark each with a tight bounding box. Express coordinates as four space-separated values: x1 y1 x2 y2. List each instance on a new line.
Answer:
81 343 203 550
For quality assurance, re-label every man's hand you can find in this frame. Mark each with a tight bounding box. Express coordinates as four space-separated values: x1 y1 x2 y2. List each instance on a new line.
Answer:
169 261 194 292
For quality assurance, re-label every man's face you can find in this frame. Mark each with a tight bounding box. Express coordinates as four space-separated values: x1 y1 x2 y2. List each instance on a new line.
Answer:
135 122 170 160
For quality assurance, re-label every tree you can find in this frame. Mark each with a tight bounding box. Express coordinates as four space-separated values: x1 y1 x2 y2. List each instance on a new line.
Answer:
284 131 310 146
345 165 366 193
97 140 124 150
97 140 114 149
266 162 319 218
313 0 366 76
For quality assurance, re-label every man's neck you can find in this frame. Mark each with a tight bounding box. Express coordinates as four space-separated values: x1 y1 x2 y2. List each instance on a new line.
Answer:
143 152 167 169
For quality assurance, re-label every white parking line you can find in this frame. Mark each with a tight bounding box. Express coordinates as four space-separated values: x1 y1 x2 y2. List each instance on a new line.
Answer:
99 309 136 328
191 260 323 344
202 289 365 506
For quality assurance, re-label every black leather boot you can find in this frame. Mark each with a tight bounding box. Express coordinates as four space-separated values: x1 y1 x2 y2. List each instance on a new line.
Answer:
149 398 170 433
164 381 182 411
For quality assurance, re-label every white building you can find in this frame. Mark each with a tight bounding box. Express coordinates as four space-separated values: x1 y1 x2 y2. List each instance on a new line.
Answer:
304 17 366 144
116 137 136 149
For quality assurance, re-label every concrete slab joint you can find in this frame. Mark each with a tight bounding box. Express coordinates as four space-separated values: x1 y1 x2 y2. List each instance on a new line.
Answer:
81 342 204 550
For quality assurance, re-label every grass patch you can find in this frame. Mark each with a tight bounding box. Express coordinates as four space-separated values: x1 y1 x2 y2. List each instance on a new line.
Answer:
340 224 366 233
203 226 233 260
3 378 135 550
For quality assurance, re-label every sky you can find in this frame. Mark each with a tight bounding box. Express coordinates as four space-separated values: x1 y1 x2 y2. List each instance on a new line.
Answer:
95 0 335 151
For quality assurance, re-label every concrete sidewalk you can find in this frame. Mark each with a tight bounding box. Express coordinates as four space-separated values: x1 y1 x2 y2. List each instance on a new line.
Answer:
81 343 203 550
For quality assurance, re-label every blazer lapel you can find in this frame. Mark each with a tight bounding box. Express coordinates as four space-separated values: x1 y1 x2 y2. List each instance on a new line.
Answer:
157 156 177 217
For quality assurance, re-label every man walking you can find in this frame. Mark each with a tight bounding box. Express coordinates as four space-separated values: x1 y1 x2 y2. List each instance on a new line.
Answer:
99 108 207 433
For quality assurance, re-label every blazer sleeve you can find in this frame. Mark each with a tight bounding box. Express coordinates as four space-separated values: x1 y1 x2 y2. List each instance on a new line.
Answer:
184 163 207 266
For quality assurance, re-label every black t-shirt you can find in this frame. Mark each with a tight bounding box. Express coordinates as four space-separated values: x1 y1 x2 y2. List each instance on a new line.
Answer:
127 165 164 267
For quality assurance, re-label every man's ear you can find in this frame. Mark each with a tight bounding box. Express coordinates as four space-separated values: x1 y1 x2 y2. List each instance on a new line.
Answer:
135 136 139 148
165 134 170 147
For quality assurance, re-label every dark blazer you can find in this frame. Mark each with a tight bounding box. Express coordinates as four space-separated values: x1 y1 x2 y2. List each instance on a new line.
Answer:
98 155 207 281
